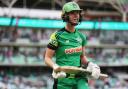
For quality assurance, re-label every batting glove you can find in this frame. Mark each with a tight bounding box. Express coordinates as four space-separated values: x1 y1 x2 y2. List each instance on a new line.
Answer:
52 64 66 79
86 62 101 79
52 71 66 79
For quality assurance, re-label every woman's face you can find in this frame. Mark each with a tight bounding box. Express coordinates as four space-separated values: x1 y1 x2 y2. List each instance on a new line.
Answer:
68 11 80 25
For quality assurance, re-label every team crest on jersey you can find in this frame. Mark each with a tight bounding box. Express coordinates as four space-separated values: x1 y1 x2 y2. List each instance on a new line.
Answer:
65 46 82 54
65 40 69 43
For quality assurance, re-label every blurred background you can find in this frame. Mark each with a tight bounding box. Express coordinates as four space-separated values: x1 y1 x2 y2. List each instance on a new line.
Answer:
0 0 128 89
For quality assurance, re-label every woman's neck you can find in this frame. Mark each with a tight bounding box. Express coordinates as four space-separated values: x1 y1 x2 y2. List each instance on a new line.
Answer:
65 23 75 32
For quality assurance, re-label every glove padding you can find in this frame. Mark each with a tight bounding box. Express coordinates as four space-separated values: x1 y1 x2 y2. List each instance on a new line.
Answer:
52 71 66 79
52 64 66 79
86 62 101 79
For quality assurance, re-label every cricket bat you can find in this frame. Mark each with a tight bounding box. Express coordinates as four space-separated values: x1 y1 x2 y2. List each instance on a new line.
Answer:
56 66 108 79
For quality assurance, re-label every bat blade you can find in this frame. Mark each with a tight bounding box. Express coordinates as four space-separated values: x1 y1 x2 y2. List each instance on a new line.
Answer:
57 66 108 79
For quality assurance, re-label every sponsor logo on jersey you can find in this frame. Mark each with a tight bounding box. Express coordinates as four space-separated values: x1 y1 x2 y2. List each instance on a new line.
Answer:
65 46 82 54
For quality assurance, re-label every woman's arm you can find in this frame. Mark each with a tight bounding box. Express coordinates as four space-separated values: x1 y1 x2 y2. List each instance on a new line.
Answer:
44 48 57 69
44 48 66 78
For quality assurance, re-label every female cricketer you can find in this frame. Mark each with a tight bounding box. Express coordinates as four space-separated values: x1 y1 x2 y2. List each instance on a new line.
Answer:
45 1 101 89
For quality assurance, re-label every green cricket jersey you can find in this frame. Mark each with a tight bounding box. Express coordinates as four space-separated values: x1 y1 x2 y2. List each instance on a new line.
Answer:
47 28 87 67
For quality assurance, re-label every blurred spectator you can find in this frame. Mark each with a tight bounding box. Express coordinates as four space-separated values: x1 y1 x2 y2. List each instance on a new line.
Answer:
30 29 39 42
4 47 13 64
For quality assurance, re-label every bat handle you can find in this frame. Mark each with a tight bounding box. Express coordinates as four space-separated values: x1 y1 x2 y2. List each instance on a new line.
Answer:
99 74 108 79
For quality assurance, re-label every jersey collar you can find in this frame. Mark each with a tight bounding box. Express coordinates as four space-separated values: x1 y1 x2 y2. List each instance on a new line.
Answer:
63 27 76 33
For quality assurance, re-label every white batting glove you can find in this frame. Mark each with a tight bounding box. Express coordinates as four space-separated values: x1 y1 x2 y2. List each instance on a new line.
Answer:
86 62 101 79
52 64 66 79
52 71 66 79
